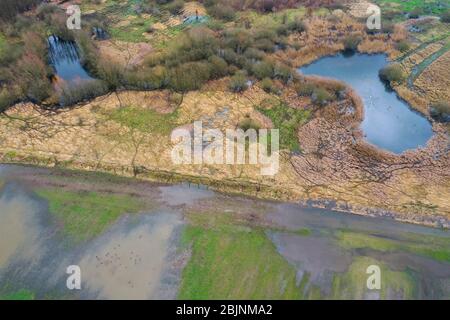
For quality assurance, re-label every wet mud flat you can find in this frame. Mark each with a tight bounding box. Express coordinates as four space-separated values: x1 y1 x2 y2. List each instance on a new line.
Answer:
0 165 449 299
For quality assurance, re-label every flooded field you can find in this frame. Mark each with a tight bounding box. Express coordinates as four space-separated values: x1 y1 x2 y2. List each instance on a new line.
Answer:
0 165 449 300
48 35 94 83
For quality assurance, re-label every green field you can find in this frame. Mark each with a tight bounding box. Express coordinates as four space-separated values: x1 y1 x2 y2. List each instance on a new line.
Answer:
179 224 303 299
35 188 145 242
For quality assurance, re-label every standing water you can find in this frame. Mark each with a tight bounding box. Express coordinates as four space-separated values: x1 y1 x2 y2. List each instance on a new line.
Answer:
300 53 434 154
48 35 94 83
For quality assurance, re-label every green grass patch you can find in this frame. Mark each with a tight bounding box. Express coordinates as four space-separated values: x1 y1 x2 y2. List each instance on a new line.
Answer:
35 188 145 242
179 223 303 299
258 100 310 152
331 256 417 299
0 289 35 300
336 230 450 263
107 106 178 136
294 228 312 237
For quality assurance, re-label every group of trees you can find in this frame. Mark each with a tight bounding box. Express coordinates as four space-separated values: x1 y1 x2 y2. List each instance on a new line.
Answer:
138 18 300 93
0 12 53 111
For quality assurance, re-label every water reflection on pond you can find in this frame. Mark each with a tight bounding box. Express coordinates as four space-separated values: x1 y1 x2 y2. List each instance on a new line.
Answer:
299 53 434 154
48 35 94 84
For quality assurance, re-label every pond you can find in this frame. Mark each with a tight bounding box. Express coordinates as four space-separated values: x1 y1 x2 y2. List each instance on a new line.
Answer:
299 53 434 154
48 35 94 84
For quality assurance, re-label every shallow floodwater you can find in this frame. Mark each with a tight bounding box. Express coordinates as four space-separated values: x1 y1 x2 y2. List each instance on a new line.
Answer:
48 35 94 83
0 165 449 299
299 53 434 154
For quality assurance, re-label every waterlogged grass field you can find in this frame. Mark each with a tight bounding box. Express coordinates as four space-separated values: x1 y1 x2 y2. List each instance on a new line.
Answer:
331 257 417 299
179 225 303 299
35 188 145 242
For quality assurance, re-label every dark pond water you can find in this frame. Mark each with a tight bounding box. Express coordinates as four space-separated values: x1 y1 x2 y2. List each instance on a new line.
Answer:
48 35 94 83
299 53 434 154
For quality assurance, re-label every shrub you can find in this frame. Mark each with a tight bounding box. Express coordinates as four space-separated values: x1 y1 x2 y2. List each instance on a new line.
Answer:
59 80 108 106
207 4 236 21
16 52 52 103
274 63 293 84
379 63 405 84
122 65 168 90
96 60 125 91
244 48 265 61
311 87 334 106
295 82 316 97
254 38 276 52
166 0 184 14
343 35 362 52
238 117 260 131
0 87 20 112
251 60 274 79
76 31 99 73
395 40 410 52
166 27 219 66
430 101 450 122
169 61 211 91
224 28 253 54
441 10 450 23
288 17 307 33
208 55 228 79
260 78 276 93
229 71 248 93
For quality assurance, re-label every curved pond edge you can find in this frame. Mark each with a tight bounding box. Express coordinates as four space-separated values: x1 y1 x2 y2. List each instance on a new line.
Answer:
296 51 442 157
